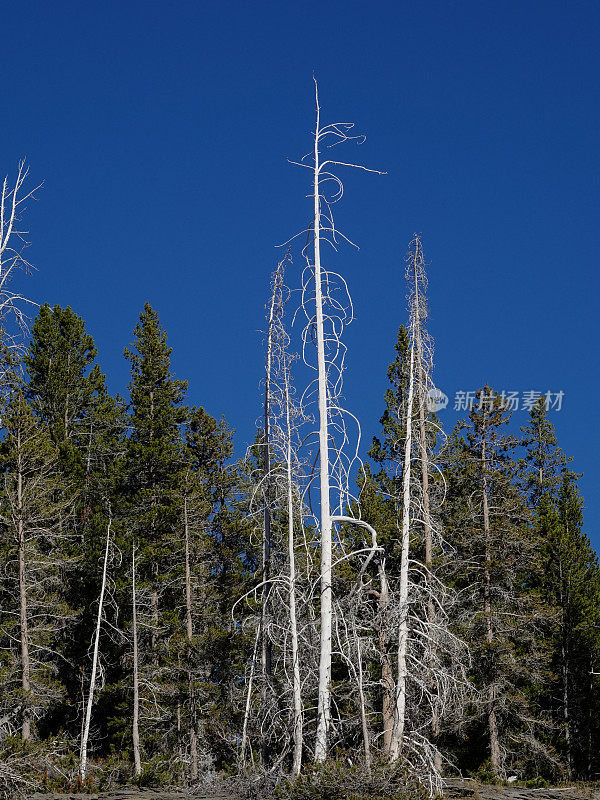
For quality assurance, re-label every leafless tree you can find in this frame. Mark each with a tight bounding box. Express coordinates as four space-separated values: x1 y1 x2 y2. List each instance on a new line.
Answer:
0 162 40 362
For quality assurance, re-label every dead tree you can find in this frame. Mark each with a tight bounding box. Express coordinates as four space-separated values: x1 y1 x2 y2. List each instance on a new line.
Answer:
290 78 383 762
238 255 308 773
385 238 470 791
0 162 40 361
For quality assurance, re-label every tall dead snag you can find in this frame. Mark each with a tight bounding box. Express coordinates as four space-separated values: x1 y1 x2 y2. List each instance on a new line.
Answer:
310 83 334 764
0 162 39 361
275 261 305 776
389 332 416 762
238 254 307 772
261 262 278 757
409 235 442 767
384 237 469 790
293 79 383 763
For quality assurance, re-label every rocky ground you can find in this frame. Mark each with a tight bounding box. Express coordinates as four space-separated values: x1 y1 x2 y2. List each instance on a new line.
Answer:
24 780 600 800
444 779 600 800
27 791 217 800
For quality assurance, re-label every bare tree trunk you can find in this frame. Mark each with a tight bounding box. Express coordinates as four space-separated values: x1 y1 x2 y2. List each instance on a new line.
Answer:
377 561 394 756
241 625 261 767
17 442 31 741
313 82 333 764
352 617 371 773
184 493 199 781
482 433 501 775
0 162 38 345
80 517 112 779
132 545 142 777
284 375 303 777
390 339 416 761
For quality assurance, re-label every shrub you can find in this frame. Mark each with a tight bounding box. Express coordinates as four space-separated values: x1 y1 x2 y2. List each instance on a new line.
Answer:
274 757 430 800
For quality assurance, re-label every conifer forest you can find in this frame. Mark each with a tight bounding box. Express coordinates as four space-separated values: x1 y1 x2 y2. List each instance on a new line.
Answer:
1 86 599 797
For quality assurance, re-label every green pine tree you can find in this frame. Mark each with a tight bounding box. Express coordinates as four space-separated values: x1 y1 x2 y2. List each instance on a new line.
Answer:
522 398 600 778
0 372 74 742
444 387 554 779
122 302 187 769
23 304 122 747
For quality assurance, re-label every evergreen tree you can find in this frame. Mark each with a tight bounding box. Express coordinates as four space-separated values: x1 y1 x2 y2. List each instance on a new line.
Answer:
0 373 74 741
122 302 187 769
369 324 410 493
444 387 554 779
23 304 121 744
25 304 106 478
177 405 235 778
522 399 600 778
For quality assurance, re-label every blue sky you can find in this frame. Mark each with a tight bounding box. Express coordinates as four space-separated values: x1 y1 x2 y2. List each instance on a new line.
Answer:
2 1 599 546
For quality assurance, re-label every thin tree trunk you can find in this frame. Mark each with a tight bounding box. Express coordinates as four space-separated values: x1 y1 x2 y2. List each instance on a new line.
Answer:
588 654 593 779
352 617 371 773
377 561 394 756
284 374 303 777
561 636 572 777
17 438 31 741
80 516 112 779
184 493 199 781
482 432 501 775
132 545 142 777
557 561 572 779
390 339 416 761
313 81 333 764
241 625 261 767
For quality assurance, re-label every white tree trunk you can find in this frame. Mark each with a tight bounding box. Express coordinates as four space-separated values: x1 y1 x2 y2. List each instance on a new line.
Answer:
80 517 112 780
313 83 333 764
240 625 261 767
284 374 303 776
353 618 371 773
378 560 394 756
132 545 142 777
389 339 416 761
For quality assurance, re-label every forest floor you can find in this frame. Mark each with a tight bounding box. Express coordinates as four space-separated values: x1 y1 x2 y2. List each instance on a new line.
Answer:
25 780 600 800
27 790 220 800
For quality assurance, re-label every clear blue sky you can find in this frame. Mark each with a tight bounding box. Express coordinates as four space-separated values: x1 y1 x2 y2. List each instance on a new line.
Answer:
2 2 598 547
